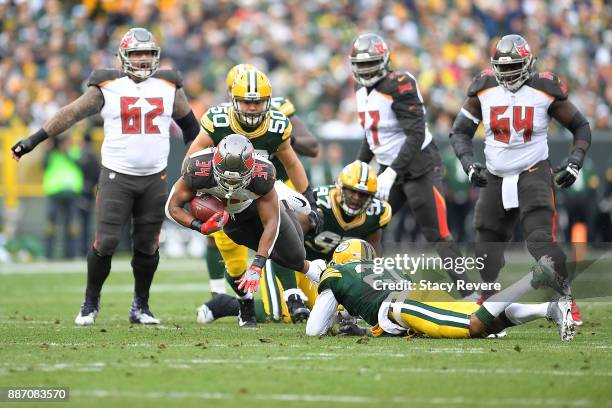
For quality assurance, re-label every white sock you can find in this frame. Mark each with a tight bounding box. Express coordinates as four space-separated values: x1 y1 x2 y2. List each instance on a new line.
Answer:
305 259 327 284
209 278 227 294
504 303 549 325
483 272 534 317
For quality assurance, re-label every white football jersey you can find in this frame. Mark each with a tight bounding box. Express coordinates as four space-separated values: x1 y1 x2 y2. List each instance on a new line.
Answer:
478 84 553 177
355 72 432 167
98 76 176 176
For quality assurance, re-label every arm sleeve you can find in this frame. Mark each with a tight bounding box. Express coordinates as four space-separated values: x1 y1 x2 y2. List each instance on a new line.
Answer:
175 111 199 145
357 138 374 163
387 82 426 176
305 289 339 336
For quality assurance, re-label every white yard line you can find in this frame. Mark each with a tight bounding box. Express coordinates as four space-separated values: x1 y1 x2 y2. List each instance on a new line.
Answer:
69 390 595 406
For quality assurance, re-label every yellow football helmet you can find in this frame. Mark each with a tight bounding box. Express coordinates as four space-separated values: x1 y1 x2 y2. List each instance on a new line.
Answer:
225 63 257 93
331 239 376 265
231 69 272 127
336 160 377 216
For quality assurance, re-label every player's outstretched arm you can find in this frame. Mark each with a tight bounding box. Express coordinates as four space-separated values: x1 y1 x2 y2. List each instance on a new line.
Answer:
364 229 383 258
306 289 339 336
275 139 309 192
255 187 280 259
289 115 320 158
183 130 214 164
172 88 199 146
11 86 103 161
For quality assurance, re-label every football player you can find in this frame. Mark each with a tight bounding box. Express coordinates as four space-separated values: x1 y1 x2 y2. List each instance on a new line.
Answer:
198 160 392 324
166 134 324 327
349 33 474 297
203 64 319 307
305 239 575 341
449 34 591 324
187 68 321 322
10 28 200 326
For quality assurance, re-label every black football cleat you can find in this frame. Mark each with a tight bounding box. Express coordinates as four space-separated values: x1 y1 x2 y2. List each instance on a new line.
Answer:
238 298 257 328
287 294 310 323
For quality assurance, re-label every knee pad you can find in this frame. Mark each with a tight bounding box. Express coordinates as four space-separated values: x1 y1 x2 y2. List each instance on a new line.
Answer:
131 249 160 272
94 236 119 256
132 225 161 255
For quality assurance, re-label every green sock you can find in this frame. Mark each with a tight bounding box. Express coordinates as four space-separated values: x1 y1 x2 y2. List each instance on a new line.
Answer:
206 244 225 280
271 261 297 291
254 299 267 323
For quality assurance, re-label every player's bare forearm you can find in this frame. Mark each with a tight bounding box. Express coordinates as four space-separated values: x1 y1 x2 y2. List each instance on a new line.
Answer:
42 86 103 137
255 189 280 258
290 116 319 157
276 140 308 192
165 178 197 228
172 88 192 119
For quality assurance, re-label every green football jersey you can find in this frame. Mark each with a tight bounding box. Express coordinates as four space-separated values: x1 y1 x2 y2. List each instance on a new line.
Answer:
318 261 391 326
200 104 292 181
305 185 392 260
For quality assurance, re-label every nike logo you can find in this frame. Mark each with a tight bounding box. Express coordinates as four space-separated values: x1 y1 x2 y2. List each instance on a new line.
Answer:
294 196 308 207
160 174 168 180
528 167 538 173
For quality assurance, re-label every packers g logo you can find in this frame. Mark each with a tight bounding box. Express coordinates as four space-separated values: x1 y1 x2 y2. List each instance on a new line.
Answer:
335 241 350 253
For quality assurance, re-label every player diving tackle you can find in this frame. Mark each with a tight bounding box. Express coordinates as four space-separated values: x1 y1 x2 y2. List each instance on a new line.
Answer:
305 239 575 341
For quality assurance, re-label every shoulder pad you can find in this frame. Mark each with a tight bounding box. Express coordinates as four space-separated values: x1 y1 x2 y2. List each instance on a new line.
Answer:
248 158 276 195
467 70 498 97
378 71 418 97
87 69 124 87
153 69 183 88
378 200 392 227
527 72 568 100
181 150 215 190
268 109 292 141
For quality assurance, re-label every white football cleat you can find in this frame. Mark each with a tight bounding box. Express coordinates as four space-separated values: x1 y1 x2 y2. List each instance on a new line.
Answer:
75 302 99 326
129 300 160 325
547 295 575 341
196 304 215 325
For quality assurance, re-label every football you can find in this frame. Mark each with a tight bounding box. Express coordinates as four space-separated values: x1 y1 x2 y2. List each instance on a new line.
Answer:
189 195 225 221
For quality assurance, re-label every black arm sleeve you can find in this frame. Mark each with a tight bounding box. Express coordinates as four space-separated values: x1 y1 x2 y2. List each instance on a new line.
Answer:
357 138 374 163
386 78 426 177
567 110 591 166
175 111 199 145
449 113 479 171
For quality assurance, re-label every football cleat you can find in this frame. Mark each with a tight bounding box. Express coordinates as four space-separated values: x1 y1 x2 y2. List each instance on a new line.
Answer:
287 294 310 323
196 304 215 325
129 299 160 325
238 298 257 328
74 300 99 326
547 295 575 341
530 256 569 295
571 300 583 326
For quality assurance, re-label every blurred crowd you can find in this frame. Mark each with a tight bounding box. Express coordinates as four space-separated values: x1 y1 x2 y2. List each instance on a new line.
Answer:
0 0 610 258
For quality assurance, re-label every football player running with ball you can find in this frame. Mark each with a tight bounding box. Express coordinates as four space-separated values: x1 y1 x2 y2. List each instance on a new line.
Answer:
306 239 575 341
199 64 319 324
10 28 200 326
350 33 474 297
166 134 324 327
449 34 591 324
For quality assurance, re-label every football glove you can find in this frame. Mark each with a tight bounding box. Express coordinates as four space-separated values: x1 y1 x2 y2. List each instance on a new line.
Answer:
236 255 266 293
191 211 229 235
467 162 488 187
11 129 49 160
554 156 581 189
376 167 397 201
339 320 369 336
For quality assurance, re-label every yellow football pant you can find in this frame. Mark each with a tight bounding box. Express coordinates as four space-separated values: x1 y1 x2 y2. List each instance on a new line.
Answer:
389 291 479 338
260 270 318 322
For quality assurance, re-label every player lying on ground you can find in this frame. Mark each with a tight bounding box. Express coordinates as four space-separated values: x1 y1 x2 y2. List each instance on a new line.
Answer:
165 134 325 326
305 239 575 341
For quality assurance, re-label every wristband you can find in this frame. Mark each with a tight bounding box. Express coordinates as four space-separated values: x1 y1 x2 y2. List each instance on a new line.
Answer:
31 128 50 145
190 219 203 232
252 254 267 269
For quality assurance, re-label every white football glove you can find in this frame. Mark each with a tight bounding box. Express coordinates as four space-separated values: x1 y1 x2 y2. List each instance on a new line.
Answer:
376 167 397 201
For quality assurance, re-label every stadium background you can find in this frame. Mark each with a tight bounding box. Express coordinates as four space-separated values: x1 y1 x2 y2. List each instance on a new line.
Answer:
0 0 610 260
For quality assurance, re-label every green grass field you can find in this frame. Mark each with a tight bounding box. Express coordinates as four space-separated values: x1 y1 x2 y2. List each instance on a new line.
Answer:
1 258 611 408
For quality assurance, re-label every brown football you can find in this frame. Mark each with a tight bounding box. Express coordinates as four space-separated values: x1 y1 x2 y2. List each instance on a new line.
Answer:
189 195 225 221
